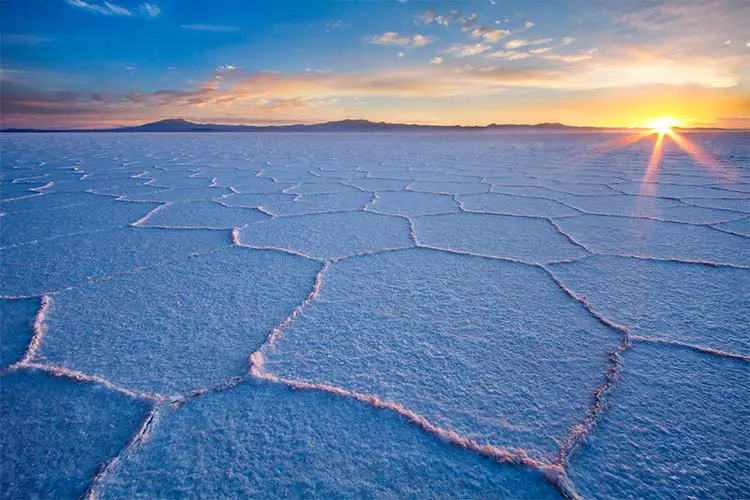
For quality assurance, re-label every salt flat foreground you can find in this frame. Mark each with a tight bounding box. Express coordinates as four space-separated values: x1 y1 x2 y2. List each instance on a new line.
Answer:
1 132 748 499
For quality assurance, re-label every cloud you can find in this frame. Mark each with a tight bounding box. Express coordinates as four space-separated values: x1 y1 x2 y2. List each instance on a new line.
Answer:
5 45 745 128
397 52 405 58
443 43 492 57
560 36 575 46
366 32 436 48
470 27 511 43
216 64 239 72
505 38 554 49
415 9 436 24
2 34 55 45
430 56 443 64
529 47 554 54
486 51 531 60
436 10 463 26
525 21 535 28
541 52 596 63
181 24 239 32
416 9 463 26
64 0 160 18
140 3 160 17
65 0 132 16
411 34 434 47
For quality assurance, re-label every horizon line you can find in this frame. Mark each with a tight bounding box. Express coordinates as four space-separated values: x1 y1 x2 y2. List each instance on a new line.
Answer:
2 117 748 132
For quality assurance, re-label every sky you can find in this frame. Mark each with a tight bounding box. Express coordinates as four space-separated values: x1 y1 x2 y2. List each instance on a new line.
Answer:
1 0 749 128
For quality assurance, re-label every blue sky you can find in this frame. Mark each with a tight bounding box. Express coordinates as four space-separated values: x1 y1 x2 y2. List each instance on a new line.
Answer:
2 0 749 128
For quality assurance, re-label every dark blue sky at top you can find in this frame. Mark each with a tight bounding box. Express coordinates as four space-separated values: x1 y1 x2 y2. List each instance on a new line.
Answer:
3 1 580 84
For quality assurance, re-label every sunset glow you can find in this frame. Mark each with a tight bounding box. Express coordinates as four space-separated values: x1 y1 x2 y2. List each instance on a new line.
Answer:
2 0 749 129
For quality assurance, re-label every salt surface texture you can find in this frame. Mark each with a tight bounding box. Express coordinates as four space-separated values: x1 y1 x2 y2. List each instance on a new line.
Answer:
1 131 748 498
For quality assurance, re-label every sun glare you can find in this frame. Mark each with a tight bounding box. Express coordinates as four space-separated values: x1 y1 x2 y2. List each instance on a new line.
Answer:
588 115 733 192
647 117 680 135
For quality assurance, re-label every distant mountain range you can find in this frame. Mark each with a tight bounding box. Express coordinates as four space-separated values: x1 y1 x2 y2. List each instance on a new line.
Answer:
1 118 736 133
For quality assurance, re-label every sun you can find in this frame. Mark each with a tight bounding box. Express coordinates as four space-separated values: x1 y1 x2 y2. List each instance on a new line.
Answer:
646 117 680 135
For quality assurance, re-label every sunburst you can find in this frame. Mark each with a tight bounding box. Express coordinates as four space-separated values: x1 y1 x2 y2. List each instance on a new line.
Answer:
593 117 733 192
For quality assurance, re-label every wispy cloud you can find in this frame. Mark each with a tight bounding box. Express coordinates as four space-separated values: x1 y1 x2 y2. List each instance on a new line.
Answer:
326 20 344 32
505 38 554 50
443 43 492 57
181 24 239 32
64 0 160 18
416 9 463 26
560 36 576 46
65 0 131 16
430 56 443 64
470 27 511 43
140 3 160 17
366 32 436 48
4 52 745 129
541 51 597 63
2 34 55 46
486 50 531 60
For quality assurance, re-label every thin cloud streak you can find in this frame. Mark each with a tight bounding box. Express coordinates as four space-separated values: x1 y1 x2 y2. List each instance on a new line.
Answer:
181 24 240 32
64 0 161 18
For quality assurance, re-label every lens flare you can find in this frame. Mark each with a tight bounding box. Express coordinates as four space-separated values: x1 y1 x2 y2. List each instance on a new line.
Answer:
589 117 734 191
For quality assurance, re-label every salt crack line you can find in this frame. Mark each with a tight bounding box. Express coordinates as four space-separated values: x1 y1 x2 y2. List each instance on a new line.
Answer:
86 405 161 500
245 251 580 496
0 192 45 202
363 191 380 210
631 335 750 362
543 266 632 470
12 295 52 365
168 374 249 407
595 252 750 270
709 224 749 238
556 342 629 466
336 180 368 193
12 362 165 402
253 370 576 498
455 193 586 216
0 291 68 300
129 202 169 227
414 243 559 267
543 268 630 335
561 211 748 227
254 206 276 218
32 181 55 193
231 228 325 261
3 296 165 403
546 219 595 255
359 211 419 245
258 261 328 356
329 246 415 263
680 199 750 215
0 227 114 251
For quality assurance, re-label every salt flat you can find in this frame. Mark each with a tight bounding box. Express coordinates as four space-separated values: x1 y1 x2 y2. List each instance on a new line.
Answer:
1 131 748 499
